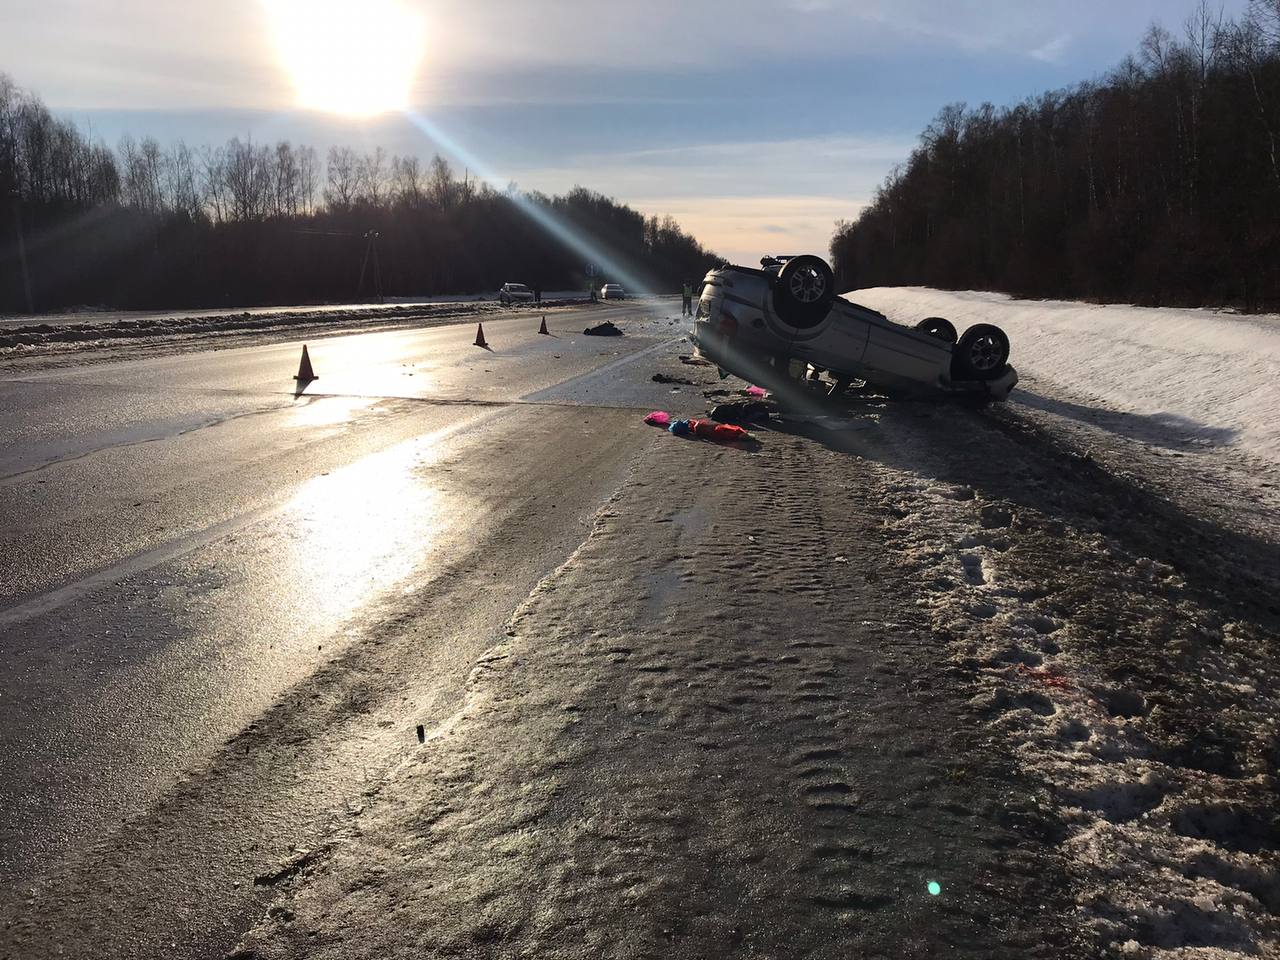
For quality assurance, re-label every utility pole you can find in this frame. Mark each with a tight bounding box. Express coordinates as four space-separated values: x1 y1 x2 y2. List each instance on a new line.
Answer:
358 230 383 304
11 191 33 313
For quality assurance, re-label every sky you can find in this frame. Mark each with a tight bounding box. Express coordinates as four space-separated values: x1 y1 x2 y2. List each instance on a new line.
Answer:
0 0 1252 265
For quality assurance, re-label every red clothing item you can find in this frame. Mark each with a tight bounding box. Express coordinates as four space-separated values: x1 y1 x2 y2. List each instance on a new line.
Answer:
689 419 750 443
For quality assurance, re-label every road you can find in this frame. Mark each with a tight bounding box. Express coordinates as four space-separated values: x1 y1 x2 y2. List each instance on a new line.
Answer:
0 301 689 953
2 298 1276 959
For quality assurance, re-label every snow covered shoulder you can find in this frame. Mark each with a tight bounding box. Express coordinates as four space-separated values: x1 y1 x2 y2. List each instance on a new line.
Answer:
848 288 1280 471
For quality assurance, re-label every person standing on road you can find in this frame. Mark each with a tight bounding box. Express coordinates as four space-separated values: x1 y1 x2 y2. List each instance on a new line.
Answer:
682 279 693 316
534 283 542 304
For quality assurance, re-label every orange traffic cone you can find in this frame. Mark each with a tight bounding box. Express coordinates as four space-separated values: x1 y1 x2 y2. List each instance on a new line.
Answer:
474 323 488 348
538 316 549 335
294 344 317 381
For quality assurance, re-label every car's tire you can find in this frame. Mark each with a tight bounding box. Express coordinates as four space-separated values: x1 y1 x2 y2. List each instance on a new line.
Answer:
952 324 1010 381
772 255 836 328
916 316 958 344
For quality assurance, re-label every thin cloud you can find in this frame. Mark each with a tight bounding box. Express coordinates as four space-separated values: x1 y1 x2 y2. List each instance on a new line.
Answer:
1029 34 1073 63
564 135 917 171
630 195 865 266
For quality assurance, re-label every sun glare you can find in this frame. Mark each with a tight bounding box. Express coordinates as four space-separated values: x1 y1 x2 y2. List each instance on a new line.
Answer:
263 0 425 117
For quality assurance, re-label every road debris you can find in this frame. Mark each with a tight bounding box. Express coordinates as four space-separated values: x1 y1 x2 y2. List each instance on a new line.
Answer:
709 401 774 425
583 321 622 337
668 418 752 443
652 373 695 385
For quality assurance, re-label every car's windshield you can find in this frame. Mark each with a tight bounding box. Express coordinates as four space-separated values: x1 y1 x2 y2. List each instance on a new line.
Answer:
507 284 529 292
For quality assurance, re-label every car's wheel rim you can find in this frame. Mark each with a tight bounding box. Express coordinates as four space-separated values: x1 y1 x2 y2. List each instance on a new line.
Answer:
969 336 1003 371
788 267 826 304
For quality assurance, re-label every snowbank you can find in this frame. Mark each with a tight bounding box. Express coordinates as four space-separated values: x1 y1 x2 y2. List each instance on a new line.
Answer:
846 288 1280 468
0 297 590 354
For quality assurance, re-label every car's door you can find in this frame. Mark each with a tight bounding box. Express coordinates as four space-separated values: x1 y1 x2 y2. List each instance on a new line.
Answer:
794 300 872 373
861 315 950 383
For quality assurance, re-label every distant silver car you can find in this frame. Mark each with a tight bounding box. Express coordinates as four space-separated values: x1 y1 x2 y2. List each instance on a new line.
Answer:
600 283 626 300
499 282 535 305
693 255 1017 400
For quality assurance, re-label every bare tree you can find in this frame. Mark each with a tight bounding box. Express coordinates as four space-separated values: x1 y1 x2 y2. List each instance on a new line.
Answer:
324 146 360 210
391 154 423 206
358 147 388 206
200 143 227 222
164 140 201 218
270 141 300 217
118 135 165 213
1247 0 1280 43
427 154 456 209
222 137 271 221
297 145 319 214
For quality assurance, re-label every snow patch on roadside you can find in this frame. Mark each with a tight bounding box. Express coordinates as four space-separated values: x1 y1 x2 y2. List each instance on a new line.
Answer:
0 299 588 356
847 288 1280 470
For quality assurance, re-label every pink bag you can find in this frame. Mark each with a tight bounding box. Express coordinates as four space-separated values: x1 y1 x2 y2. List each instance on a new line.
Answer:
644 411 671 427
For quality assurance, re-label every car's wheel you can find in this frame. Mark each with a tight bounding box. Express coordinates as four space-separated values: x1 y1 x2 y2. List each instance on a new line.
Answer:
772 255 836 328
952 324 1010 381
916 316 958 344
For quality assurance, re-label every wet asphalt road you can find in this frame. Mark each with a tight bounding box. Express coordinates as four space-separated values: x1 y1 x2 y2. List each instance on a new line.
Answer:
0 301 684 904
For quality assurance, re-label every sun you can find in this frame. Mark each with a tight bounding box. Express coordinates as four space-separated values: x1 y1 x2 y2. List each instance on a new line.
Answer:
263 0 426 117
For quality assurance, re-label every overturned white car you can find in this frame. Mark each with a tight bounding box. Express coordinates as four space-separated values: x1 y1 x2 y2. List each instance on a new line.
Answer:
693 255 1018 401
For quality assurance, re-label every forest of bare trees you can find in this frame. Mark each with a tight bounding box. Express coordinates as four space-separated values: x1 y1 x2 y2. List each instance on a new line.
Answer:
0 75 718 313
832 0 1280 311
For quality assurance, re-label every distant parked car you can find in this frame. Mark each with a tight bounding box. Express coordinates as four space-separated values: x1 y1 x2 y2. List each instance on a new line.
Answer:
600 283 626 300
499 282 534 305
693 255 1018 400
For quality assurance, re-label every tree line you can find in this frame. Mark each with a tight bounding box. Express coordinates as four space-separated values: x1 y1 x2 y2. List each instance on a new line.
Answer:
0 74 719 313
831 0 1280 311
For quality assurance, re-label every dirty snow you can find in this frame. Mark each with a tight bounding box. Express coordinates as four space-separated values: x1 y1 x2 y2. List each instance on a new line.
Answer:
0 297 593 357
833 397 1280 960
